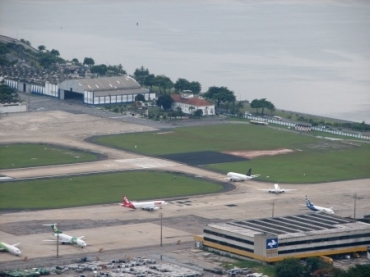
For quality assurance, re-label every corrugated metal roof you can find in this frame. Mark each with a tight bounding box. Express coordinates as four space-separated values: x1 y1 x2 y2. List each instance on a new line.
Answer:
75 76 141 92
206 214 370 239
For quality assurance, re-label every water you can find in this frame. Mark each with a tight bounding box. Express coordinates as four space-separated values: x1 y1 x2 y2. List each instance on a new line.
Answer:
0 0 369 123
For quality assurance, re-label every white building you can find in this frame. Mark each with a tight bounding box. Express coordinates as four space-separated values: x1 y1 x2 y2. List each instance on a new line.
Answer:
171 94 215 116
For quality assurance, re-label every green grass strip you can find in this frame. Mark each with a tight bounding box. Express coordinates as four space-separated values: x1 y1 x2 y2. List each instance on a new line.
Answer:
0 171 224 209
0 143 101 170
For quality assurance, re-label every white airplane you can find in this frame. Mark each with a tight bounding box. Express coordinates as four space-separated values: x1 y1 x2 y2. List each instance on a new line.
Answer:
259 184 297 194
306 196 334 214
226 168 260 182
0 241 21 256
43 224 87 248
121 195 168 211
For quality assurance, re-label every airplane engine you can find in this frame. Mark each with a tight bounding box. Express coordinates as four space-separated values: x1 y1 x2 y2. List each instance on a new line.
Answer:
153 207 159 211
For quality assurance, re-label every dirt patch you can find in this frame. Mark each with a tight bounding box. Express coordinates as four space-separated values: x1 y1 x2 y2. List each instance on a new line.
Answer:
159 151 247 166
225 148 294 159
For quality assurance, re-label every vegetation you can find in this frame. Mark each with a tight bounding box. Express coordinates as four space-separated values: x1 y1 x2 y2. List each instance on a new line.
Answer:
273 257 370 277
250 98 275 115
174 78 201 94
92 124 370 183
203 86 236 107
90 64 126 76
222 259 275 277
0 80 20 103
0 143 101 169
0 171 224 209
156 94 174 110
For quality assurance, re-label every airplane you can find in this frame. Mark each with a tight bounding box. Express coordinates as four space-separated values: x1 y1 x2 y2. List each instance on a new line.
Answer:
43 224 87 248
121 196 168 211
259 184 297 194
226 168 260 182
0 241 21 256
305 196 334 214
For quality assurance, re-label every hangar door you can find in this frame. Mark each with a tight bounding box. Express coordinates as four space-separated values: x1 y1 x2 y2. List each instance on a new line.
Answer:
63 88 84 101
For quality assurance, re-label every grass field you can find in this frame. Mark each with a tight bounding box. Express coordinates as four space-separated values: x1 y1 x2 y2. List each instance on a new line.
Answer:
0 143 101 170
92 124 319 155
93 124 370 183
0 171 224 209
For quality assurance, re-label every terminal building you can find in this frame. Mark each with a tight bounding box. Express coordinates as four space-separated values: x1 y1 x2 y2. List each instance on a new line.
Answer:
194 213 370 263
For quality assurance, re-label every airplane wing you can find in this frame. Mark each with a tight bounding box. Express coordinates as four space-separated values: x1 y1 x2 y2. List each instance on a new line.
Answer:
283 189 297 191
78 236 84 239
258 189 271 191
249 174 260 178
12 243 20 247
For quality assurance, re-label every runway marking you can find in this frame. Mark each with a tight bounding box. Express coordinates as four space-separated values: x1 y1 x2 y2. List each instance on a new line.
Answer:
115 158 176 169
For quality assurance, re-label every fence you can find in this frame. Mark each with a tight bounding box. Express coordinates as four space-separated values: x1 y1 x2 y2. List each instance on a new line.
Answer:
244 115 370 141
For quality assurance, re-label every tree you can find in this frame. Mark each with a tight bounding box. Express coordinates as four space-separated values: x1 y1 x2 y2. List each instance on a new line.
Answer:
134 66 150 85
144 74 156 89
83 57 95 67
250 98 275 115
176 106 184 119
0 80 20 103
156 94 174 110
135 94 146 102
275 258 304 277
174 78 189 92
250 99 262 114
174 79 202 94
72 58 80 65
153 75 173 94
20 39 31 46
91 64 108 76
345 264 370 277
189 81 201 94
107 64 126 76
50 49 60 57
38 51 64 69
203 86 236 107
194 109 203 117
38 45 46 52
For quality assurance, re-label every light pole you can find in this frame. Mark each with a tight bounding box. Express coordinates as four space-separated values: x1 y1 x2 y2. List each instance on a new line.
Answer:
160 213 163 247
272 200 275 218
56 232 59 258
354 193 357 219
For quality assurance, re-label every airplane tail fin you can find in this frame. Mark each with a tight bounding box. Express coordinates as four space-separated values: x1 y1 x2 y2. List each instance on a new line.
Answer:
43 223 62 234
122 196 131 206
246 168 252 176
305 196 312 207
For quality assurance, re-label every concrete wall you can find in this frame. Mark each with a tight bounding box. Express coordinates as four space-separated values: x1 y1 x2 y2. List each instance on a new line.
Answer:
0 103 27 113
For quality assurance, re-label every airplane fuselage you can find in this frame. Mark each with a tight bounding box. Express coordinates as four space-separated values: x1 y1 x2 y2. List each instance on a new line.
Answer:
307 204 334 214
226 172 250 182
0 242 21 256
53 233 86 248
131 200 167 211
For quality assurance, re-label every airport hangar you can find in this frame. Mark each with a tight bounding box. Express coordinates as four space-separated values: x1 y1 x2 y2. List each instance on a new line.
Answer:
194 213 370 263
58 75 155 104
3 74 154 105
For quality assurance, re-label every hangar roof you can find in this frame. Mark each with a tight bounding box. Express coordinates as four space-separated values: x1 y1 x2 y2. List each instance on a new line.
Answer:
74 76 141 92
206 214 370 239
58 75 149 96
